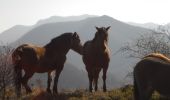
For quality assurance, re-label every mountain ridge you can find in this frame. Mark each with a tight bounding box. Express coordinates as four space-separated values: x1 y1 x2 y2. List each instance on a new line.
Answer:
0 14 97 44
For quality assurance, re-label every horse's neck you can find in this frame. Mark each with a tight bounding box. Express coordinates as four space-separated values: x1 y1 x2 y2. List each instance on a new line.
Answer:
93 38 108 50
44 43 70 56
71 45 83 55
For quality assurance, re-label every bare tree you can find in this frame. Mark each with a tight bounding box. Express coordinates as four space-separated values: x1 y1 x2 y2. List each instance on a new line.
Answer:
118 32 170 59
118 31 170 79
0 45 14 100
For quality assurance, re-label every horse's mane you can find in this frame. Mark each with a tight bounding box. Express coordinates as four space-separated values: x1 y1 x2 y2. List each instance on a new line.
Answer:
51 33 73 43
44 33 73 48
143 53 170 62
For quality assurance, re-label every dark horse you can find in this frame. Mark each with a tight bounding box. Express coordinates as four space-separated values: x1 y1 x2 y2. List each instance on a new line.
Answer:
134 53 170 100
82 26 111 92
12 32 83 96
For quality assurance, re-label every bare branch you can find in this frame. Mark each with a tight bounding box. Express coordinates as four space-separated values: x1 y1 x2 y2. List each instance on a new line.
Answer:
0 44 14 99
118 32 170 59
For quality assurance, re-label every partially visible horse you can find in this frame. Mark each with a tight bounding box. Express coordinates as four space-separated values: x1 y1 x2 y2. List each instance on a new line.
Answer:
144 53 170 61
12 32 83 97
82 26 111 92
134 53 170 100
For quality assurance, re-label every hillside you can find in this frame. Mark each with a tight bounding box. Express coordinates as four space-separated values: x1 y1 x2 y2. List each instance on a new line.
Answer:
4 85 164 100
128 22 170 36
0 25 32 44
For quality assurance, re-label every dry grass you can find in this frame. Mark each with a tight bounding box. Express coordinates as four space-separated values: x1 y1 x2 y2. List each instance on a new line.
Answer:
1 85 169 100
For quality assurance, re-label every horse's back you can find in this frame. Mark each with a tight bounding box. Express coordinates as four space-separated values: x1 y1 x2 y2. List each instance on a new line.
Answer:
144 53 170 62
134 57 170 79
134 57 170 96
12 44 45 66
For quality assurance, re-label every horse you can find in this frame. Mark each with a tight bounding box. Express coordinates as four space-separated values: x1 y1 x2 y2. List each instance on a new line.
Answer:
144 53 170 61
82 26 111 92
12 32 83 97
134 53 170 100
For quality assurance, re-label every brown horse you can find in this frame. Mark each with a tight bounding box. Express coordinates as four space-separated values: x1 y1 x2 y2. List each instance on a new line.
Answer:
12 32 83 97
82 26 111 92
134 53 170 100
144 53 170 61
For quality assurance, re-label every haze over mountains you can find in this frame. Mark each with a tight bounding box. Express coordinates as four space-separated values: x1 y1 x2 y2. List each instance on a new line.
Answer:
128 22 170 36
0 15 154 88
0 14 96 44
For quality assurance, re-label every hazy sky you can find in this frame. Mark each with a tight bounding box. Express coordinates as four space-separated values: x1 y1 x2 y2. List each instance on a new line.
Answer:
1 0 170 33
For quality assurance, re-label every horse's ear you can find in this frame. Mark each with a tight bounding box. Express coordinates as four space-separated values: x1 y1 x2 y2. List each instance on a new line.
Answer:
106 26 111 31
73 32 78 37
74 32 77 34
95 26 100 31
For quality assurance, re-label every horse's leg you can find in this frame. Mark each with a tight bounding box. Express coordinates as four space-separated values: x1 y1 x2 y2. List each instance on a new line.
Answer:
135 78 153 100
102 65 108 92
21 72 34 94
88 71 93 92
134 75 140 100
86 66 93 92
53 67 63 95
94 68 101 91
146 88 154 100
47 71 52 93
139 86 154 100
138 90 152 100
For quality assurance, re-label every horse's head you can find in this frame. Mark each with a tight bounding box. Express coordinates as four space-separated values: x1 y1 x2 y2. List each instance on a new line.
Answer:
70 32 83 55
95 26 111 42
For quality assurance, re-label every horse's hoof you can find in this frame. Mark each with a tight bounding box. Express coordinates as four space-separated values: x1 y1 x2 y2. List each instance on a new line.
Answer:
89 90 93 93
103 89 107 92
95 88 98 92
16 94 21 99
53 89 58 96
26 89 32 94
47 89 52 94
53 92 58 97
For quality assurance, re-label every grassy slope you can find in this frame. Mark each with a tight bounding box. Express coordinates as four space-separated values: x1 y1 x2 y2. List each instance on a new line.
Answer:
2 85 168 100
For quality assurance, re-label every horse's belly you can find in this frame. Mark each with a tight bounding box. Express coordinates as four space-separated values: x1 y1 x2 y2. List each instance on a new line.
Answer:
35 65 56 73
22 64 54 73
154 82 170 96
158 90 170 97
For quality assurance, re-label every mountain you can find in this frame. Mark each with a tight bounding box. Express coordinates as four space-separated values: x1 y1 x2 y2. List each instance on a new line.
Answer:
10 15 152 88
128 22 159 30
36 14 97 26
0 25 32 44
0 15 96 44
128 22 170 35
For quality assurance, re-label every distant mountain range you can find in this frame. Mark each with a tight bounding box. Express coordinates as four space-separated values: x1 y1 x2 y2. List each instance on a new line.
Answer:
0 15 154 88
128 22 159 30
0 14 96 44
128 22 170 36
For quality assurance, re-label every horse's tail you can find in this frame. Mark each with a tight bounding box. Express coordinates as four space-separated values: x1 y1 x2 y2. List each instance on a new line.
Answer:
133 71 139 100
14 64 22 97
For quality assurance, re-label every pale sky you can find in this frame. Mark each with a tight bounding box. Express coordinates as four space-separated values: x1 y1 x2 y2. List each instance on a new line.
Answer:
1 0 170 33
